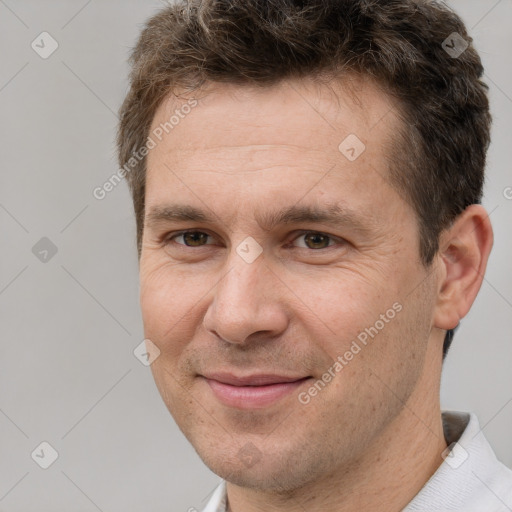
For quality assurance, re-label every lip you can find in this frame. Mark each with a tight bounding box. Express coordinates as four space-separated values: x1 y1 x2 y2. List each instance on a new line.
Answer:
201 373 311 409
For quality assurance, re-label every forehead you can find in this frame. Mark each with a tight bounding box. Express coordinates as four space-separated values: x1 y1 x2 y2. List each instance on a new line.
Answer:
144 75 405 228
149 75 399 159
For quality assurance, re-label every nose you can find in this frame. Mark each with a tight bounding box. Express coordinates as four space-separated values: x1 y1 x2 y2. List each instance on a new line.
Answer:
202 251 289 345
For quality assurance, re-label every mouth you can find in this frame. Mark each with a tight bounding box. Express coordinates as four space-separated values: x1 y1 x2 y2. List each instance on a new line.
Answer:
201 372 312 409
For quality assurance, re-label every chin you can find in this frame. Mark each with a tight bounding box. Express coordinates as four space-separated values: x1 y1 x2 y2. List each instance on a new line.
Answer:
193 436 328 494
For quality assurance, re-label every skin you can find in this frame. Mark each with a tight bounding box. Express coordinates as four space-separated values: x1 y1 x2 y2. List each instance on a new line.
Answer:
139 75 493 511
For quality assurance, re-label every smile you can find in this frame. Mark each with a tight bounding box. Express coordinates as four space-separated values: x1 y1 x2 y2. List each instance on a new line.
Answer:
201 373 312 409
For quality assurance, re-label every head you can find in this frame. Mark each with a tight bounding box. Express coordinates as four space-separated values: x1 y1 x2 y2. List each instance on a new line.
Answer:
117 0 492 494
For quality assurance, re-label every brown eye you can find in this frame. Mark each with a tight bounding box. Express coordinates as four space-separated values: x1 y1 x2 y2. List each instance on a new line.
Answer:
170 231 212 247
293 232 337 250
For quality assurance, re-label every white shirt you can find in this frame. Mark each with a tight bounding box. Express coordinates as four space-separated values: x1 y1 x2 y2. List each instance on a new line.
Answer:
201 410 512 512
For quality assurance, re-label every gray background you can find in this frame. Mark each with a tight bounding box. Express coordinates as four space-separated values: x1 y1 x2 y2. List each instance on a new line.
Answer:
0 0 511 510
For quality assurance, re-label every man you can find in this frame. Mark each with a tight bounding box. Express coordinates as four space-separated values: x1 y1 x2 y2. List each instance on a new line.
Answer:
116 0 512 510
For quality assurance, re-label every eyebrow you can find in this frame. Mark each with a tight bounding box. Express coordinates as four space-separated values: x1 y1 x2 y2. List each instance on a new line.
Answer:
145 203 372 234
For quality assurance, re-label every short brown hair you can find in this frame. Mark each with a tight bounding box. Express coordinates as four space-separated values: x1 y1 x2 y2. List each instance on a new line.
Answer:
116 0 491 357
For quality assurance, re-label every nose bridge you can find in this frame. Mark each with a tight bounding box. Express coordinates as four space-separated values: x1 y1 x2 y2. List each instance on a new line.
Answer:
203 246 287 344
217 232 268 308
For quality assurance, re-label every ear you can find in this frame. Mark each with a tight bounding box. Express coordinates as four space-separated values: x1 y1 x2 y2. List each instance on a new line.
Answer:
433 204 494 331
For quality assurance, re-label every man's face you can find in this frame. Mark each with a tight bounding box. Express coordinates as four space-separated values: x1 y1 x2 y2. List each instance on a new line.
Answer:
140 77 440 491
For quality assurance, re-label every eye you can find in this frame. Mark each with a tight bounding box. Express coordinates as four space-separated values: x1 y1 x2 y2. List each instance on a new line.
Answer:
164 230 345 251
290 231 342 250
167 230 215 247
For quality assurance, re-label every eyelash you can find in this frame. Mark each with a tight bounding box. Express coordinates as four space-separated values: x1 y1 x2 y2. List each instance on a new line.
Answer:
163 230 344 251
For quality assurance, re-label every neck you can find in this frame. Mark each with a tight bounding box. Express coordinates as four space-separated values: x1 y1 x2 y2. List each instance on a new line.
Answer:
226 353 448 512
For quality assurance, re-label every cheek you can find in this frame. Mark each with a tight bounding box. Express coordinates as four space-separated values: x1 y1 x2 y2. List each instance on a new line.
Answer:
290 271 394 351
139 263 204 355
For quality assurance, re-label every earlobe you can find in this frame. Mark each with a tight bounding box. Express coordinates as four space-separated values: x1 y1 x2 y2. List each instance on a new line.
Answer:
433 204 494 331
